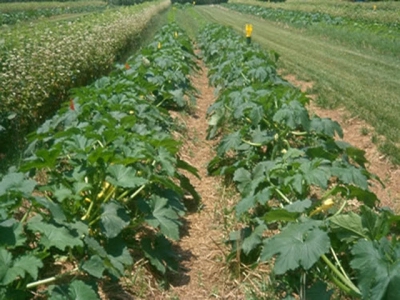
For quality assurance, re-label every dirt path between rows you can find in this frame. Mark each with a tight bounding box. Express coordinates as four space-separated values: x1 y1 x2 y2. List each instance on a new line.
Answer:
159 61 244 299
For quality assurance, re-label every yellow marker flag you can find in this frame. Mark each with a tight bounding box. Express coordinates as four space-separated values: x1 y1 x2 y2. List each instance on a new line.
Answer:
245 24 253 38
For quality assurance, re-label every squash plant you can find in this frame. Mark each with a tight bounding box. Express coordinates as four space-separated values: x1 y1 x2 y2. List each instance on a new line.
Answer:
0 23 199 299
199 24 400 300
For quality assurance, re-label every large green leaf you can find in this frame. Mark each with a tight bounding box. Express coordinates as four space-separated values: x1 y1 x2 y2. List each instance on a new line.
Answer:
306 281 334 300
140 195 181 241
272 101 310 130
100 201 130 239
284 199 312 213
0 172 36 196
260 220 330 274
361 206 391 241
331 163 368 190
104 237 133 278
141 235 178 274
0 248 43 285
329 212 368 243
217 131 242 156
299 160 331 189
310 117 343 138
48 280 99 300
233 167 265 197
264 209 300 223
351 238 400 300
0 219 25 247
241 224 267 255
69 280 99 300
82 255 105 278
157 147 176 176
27 215 83 250
106 164 147 188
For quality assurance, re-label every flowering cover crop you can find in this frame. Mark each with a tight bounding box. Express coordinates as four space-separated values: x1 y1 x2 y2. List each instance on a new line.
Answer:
0 23 199 299
0 2 107 25
198 24 400 300
0 0 169 154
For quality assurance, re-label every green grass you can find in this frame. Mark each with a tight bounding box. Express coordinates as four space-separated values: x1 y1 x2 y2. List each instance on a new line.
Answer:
174 4 400 164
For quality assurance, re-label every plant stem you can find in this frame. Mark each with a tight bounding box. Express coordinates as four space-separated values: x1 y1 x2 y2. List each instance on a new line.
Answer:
275 188 292 204
117 189 129 201
241 139 262 147
103 186 117 203
321 187 336 200
20 207 31 224
333 201 347 216
81 200 94 221
330 247 351 282
130 184 146 199
26 267 79 289
321 254 361 297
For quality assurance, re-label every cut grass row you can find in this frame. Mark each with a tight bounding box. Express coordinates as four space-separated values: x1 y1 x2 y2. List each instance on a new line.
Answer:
180 4 400 164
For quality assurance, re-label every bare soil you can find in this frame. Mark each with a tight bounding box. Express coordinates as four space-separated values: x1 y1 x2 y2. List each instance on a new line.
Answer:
155 60 245 299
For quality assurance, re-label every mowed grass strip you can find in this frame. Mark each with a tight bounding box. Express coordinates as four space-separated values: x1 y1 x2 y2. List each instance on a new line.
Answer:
192 5 400 163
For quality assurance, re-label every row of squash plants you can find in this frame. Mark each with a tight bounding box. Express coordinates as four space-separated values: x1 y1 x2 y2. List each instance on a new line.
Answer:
198 24 400 300
0 23 199 299
0 0 169 157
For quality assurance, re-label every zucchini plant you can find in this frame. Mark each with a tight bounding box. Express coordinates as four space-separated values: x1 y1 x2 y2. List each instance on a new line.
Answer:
0 23 199 299
198 24 400 300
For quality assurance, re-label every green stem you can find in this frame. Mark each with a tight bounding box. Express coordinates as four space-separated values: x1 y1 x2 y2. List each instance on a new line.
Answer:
291 131 308 136
89 216 101 227
97 140 104 148
328 272 356 297
241 139 262 147
321 187 336 200
26 267 79 289
130 184 146 199
333 201 347 216
117 190 130 201
330 247 350 282
103 186 117 203
240 71 249 83
275 188 292 204
20 207 31 224
321 254 361 297
81 200 95 221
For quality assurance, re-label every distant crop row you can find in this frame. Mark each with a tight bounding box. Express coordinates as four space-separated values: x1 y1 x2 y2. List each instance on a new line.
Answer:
198 24 400 300
0 22 199 299
0 2 107 25
0 0 169 156
224 3 400 33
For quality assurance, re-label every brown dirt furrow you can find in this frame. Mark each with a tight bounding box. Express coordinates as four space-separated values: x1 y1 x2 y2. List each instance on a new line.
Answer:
164 61 242 300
